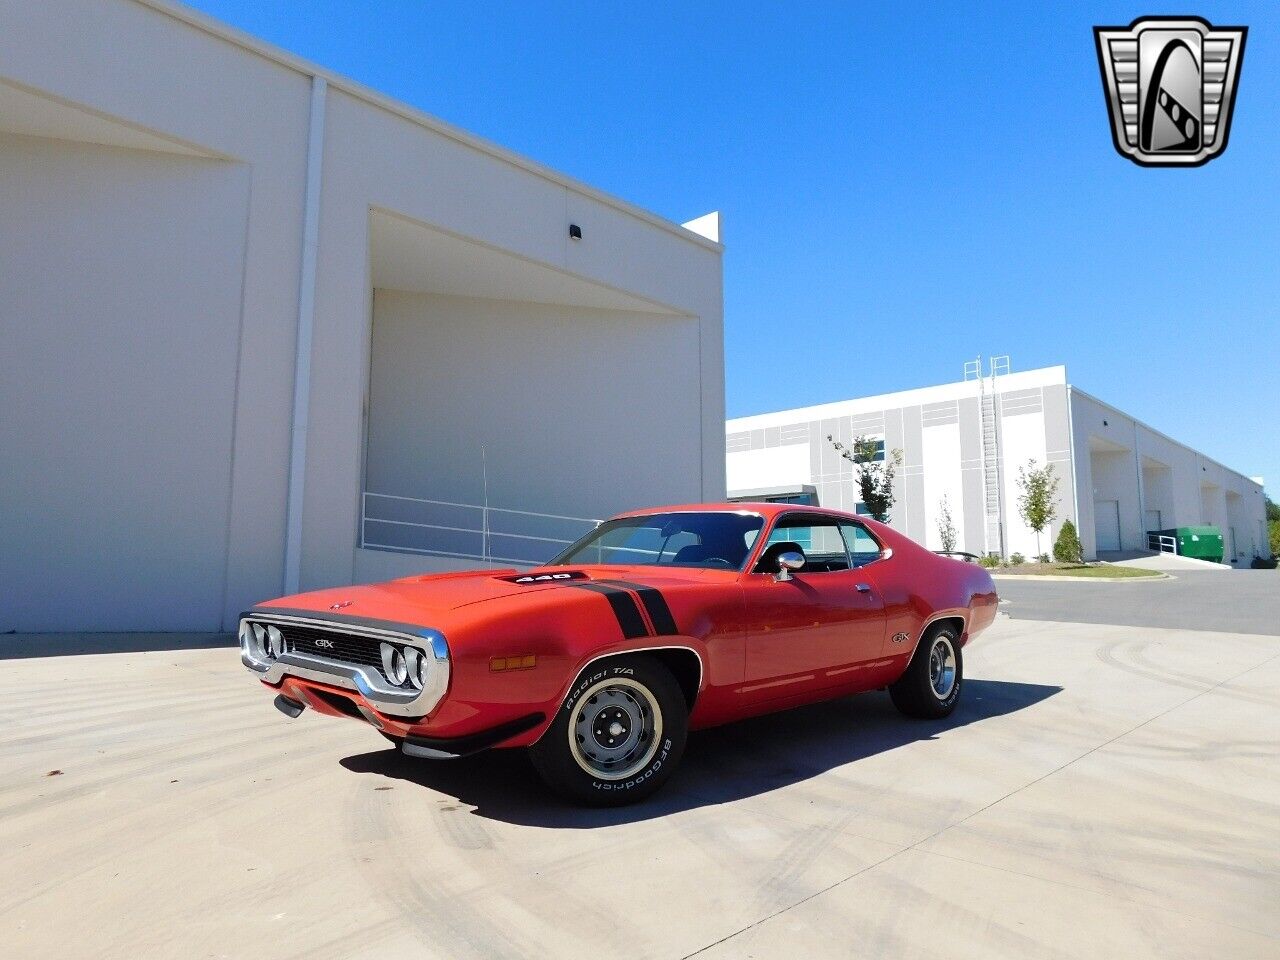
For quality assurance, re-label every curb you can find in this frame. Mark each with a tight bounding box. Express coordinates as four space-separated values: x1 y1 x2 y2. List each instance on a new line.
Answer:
991 572 1173 583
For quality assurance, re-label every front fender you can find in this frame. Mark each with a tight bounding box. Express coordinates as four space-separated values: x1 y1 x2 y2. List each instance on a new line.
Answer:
491 635 710 748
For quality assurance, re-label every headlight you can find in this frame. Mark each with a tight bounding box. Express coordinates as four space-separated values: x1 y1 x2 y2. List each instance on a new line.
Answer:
380 641 409 686
252 623 274 660
404 646 424 690
266 625 285 658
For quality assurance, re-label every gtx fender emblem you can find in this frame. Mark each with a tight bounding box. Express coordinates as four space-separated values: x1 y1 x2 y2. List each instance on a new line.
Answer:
1094 17 1247 167
314 637 335 649
891 632 911 644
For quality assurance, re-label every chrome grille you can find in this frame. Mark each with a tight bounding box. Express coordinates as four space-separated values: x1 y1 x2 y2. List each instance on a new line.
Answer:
280 624 386 677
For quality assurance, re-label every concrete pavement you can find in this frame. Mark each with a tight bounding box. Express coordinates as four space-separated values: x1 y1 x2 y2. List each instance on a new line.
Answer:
998 569 1280 636
2 610 1277 958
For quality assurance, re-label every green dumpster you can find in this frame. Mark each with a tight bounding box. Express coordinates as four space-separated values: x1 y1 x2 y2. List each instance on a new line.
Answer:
1151 526 1224 564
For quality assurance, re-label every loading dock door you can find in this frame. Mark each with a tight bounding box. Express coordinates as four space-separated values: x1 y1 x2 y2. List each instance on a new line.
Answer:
1094 500 1122 551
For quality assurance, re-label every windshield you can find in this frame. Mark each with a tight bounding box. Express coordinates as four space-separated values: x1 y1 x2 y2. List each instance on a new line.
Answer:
551 511 764 570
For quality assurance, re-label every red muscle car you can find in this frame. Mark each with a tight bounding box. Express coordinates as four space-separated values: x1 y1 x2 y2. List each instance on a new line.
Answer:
241 504 998 805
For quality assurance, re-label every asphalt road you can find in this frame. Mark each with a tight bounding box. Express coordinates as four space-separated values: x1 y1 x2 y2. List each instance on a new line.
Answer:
998 569 1280 636
3 598 1278 959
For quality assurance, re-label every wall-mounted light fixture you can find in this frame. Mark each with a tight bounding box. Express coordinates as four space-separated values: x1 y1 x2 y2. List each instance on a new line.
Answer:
568 223 582 240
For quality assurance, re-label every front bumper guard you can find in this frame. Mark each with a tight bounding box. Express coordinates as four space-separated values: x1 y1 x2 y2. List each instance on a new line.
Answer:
240 610 450 720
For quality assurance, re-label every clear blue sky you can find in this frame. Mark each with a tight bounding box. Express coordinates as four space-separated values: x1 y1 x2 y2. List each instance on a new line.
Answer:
186 0 1279 492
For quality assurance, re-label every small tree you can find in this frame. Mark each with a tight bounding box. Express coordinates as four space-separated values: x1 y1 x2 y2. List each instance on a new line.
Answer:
1015 459 1060 558
828 435 903 523
936 494 957 553
1054 519 1083 564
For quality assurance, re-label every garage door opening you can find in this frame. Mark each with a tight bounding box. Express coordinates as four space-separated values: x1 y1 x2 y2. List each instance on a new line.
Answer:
358 210 702 572
1094 499 1122 552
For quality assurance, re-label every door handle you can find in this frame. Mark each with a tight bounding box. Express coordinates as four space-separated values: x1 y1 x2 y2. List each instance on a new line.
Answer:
856 583 872 593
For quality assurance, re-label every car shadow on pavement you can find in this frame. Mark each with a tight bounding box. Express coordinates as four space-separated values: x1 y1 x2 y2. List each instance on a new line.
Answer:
339 678 1060 828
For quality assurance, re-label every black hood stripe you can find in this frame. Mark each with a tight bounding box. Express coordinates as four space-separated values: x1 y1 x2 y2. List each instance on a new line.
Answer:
569 582 648 639
596 580 680 636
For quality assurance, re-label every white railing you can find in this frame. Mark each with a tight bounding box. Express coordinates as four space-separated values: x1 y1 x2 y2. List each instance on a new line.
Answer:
1147 532 1177 554
361 492 600 566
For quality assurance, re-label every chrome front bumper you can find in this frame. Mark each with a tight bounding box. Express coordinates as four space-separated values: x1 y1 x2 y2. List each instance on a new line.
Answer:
239 610 450 719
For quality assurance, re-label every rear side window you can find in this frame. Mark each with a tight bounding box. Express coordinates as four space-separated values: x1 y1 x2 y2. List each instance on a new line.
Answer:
756 513 850 573
840 522 884 568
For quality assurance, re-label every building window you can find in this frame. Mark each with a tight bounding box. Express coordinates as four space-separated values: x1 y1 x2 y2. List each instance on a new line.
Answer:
855 502 872 516
770 493 816 505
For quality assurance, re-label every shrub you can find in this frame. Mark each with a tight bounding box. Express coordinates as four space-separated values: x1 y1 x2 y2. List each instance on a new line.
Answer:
1037 553 1050 564
1010 552 1025 566
978 554 1001 569
1054 519 1083 564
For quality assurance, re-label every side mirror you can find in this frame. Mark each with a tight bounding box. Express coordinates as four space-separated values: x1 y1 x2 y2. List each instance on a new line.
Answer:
774 551 805 582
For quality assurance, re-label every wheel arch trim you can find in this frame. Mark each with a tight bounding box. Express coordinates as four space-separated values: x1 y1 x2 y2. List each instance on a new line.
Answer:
569 643 706 695
528 643 706 745
902 610 969 667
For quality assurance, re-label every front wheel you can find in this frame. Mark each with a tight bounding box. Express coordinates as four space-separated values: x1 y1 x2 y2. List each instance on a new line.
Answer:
530 654 687 806
890 625 963 719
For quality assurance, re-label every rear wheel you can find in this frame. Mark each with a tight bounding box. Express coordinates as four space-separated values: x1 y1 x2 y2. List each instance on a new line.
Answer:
890 624 963 719
530 655 687 806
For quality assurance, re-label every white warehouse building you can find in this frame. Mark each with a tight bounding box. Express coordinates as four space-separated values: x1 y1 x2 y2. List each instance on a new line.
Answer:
1 0 725 633
727 363 1268 566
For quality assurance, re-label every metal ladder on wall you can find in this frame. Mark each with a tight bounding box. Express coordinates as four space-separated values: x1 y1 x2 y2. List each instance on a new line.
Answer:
965 356 1010 557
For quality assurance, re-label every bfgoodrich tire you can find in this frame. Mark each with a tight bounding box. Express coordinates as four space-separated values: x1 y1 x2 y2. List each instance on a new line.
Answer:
530 654 687 806
889 624 963 719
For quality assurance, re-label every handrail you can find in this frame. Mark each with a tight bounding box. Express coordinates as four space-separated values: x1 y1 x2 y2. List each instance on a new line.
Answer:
360 491 600 565
363 491 597 525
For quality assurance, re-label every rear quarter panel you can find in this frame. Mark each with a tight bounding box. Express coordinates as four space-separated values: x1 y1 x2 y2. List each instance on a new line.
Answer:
862 523 998 678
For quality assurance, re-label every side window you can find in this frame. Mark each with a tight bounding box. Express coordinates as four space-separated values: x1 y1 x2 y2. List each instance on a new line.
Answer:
840 522 883 568
756 514 850 573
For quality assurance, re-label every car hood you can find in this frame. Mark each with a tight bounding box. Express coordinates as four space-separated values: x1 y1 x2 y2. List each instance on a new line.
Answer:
250 565 723 626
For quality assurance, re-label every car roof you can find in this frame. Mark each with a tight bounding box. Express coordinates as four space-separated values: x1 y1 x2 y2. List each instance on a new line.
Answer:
611 502 881 525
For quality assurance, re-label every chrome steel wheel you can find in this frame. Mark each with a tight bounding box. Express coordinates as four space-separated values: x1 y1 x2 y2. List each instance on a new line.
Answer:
928 635 957 699
568 677 663 780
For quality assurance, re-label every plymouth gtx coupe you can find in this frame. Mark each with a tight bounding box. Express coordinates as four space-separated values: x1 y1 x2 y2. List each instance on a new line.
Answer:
241 504 998 804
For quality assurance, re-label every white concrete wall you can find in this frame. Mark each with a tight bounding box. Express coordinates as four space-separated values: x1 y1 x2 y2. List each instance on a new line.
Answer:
726 368 1264 565
726 367 1076 557
726 444 812 491
300 87 725 593
0 0 724 631
1069 389 1266 564
920 424 964 551
997 409 1052 559
0 134 251 630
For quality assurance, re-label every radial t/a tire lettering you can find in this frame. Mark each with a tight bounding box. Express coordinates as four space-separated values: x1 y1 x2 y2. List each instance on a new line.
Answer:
530 654 687 806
